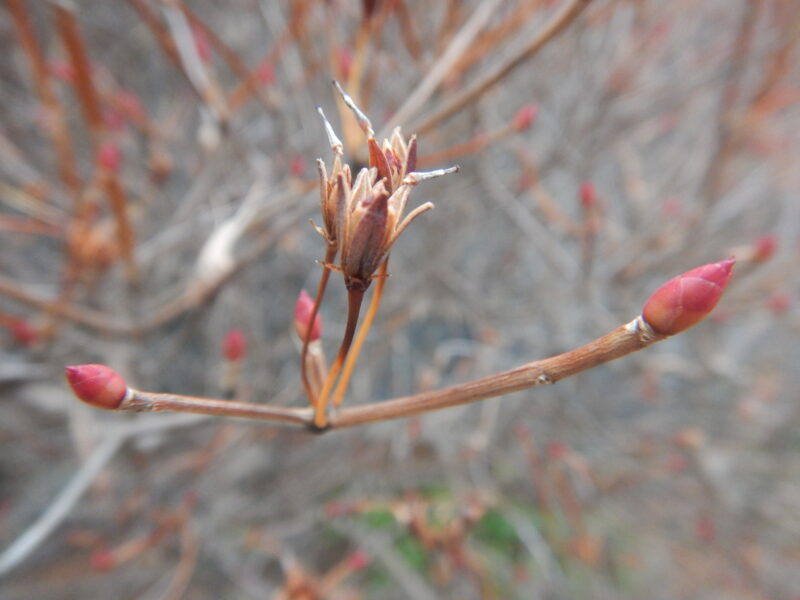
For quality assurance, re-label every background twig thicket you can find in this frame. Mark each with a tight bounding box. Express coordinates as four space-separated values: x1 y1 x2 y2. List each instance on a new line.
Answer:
1 1 799 598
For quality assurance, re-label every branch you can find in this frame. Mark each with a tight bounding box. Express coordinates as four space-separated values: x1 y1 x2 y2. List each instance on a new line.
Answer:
65 259 736 432
413 0 593 135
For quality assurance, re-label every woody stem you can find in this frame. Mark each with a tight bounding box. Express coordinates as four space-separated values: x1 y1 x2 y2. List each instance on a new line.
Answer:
300 244 336 407
331 260 388 408
313 286 366 428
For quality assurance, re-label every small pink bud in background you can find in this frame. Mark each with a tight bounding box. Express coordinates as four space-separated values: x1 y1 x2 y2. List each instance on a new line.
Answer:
222 328 247 362
752 234 777 262
114 90 145 120
579 181 599 209
513 104 538 131
65 364 127 410
290 154 306 178
89 548 116 572
192 25 212 63
97 143 121 172
337 47 353 81
642 258 735 335
256 59 275 85
767 291 792 315
294 289 322 342
103 108 126 131
346 550 370 571
9 319 37 346
694 515 715 543
661 196 683 219
547 440 569 460
48 60 75 82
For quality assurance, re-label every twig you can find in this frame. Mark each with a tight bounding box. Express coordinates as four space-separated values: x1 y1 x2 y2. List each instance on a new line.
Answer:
378 0 503 137
53 2 105 142
300 245 336 408
0 434 124 577
6 0 80 198
329 317 662 429
121 391 312 427
412 0 593 135
0 413 208 578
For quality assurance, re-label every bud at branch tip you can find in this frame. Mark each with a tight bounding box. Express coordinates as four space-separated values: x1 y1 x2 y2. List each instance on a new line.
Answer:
64 364 128 409
642 258 735 335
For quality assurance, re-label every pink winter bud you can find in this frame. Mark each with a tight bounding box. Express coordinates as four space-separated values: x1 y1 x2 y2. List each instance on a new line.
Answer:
346 550 370 571
222 328 247 362
48 60 75 82
642 258 735 335
192 25 212 63
290 154 306 178
767 291 792 315
337 47 353 80
97 143 122 172
579 181 598 208
64 364 128 410
752 234 777 262
89 548 116 571
9 319 37 346
256 59 275 85
547 440 569 460
513 104 538 131
114 90 145 120
294 289 322 342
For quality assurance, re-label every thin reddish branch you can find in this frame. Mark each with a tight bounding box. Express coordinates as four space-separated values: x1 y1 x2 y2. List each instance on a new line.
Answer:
73 316 665 432
54 4 105 141
413 0 592 135
6 0 81 198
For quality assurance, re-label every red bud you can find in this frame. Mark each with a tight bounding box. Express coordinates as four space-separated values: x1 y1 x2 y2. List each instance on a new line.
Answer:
579 181 598 208
547 440 569 460
113 90 145 120
752 234 777 262
256 59 275 85
337 47 353 80
642 258 735 335
290 154 306 178
65 364 127 409
97 143 121 172
294 289 322 341
89 549 116 571
767 291 791 315
192 25 212 63
48 60 75 82
513 104 538 131
9 319 37 346
346 550 370 571
222 328 247 362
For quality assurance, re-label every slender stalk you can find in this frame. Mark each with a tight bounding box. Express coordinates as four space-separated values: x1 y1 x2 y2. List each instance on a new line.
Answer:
413 0 592 136
54 4 104 141
6 0 80 199
300 245 336 406
416 122 514 169
121 390 311 426
331 260 388 408
312 286 366 428
102 173 139 283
